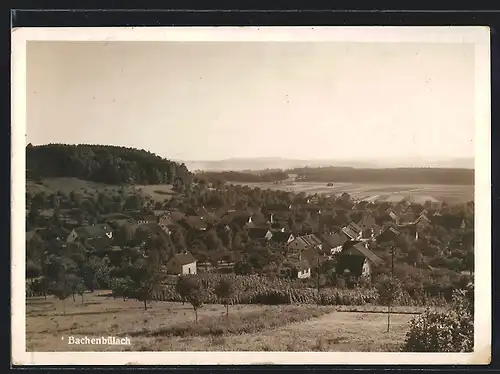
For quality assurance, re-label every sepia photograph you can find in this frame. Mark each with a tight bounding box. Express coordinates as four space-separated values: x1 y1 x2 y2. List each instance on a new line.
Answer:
12 26 490 365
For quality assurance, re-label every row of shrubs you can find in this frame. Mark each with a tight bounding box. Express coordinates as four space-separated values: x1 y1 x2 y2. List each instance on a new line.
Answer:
150 283 447 307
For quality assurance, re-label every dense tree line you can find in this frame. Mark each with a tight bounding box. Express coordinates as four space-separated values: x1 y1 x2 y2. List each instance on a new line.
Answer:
288 167 474 185
26 143 193 187
196 170 289 183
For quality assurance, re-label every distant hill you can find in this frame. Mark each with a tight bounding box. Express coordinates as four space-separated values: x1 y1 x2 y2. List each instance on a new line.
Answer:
182 157 474 172
26 144 193 186
183 157 380 172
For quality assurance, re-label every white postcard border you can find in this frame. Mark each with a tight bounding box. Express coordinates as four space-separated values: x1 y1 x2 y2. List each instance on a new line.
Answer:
11 26 491 366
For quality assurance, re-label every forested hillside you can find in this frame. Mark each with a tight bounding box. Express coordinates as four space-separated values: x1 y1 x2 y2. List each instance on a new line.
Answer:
26 144 193 186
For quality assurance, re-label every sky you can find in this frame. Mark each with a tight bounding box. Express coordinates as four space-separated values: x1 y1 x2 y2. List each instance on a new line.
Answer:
27 40 475 162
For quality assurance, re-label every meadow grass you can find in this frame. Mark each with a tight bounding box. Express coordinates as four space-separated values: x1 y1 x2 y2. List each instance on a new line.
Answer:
26 292 419 352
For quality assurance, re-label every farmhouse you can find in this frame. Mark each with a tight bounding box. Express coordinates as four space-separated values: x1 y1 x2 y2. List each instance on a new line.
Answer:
67 224 113 243
341 222 363 241
336 241 383 279
166 252 197 275
287 234 323 267
322 232 347 255
288 234 322 252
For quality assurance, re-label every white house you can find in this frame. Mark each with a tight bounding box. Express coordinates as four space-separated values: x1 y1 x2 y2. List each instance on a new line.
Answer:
166 252 197 276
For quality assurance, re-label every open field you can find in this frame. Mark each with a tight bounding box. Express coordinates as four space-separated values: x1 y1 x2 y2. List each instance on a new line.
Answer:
232 181 474 204
26 291 427 352
26 178 177 203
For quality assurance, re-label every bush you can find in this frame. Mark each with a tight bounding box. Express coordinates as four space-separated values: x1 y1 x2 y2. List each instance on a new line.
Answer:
376 276 403 306
402 283 473 352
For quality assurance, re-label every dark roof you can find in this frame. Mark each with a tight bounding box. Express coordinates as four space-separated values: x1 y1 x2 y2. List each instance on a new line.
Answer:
271 231 293 243
74 224 112 239
341 242 383 264
248 227 271 240
170 252 197 265
342 226 359 240
85 236 112 251
323 233 345 248
293 234 322 248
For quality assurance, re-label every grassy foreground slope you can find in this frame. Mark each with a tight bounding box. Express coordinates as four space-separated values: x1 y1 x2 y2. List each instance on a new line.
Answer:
26 292 419 352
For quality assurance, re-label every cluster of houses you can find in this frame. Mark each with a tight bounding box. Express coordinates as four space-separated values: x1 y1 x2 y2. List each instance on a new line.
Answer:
27 194 471 283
